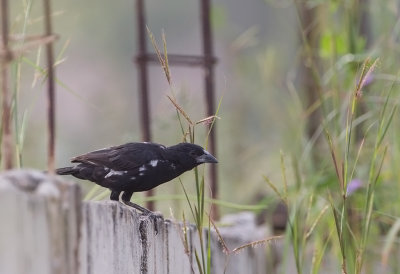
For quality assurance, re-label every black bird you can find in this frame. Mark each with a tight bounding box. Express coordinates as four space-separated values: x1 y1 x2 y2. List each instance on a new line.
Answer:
56 142 218 214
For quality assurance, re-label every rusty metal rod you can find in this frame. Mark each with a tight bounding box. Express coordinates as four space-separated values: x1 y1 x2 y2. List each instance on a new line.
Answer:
135 53 217 67
43 0 56 173
200 0 218 219
0 0 13 170
134 0 219 214
135 0 154 211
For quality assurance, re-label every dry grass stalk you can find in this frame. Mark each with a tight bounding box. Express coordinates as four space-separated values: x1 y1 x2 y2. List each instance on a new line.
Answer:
355 58 379 98
195 115 220 126
2 34 58 61
325 130 344 191
263 175 287 205
167 94 193 125
232 235 283 255
146 26 171 85
0 34 58 61
305 204 329 239
208 214 229 254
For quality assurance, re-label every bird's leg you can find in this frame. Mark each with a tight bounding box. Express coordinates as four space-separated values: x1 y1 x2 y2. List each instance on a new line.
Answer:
121 190 162 234
121 190 152 215
110 190 121 201
124 200 153 215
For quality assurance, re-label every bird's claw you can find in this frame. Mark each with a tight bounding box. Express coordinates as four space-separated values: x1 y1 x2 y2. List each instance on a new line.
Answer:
140 211 163 235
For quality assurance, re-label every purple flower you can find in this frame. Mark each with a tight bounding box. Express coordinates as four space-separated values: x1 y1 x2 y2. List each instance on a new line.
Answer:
358 71 375 92
346 179 363 195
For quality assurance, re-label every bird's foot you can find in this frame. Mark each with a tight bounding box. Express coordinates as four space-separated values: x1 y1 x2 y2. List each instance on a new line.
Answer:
122 200 163 234
122 200 151 214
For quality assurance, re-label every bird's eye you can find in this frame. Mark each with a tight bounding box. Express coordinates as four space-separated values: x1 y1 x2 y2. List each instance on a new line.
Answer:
190 150 201 157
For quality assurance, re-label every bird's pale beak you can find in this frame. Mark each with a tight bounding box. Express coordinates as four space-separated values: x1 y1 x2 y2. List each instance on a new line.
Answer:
196 150 218 164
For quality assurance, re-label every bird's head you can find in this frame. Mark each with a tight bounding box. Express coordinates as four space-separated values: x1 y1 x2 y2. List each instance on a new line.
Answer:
167 143 218 169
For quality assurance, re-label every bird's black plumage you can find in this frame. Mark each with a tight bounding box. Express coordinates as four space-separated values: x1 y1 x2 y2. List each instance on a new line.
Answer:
56 142 217 214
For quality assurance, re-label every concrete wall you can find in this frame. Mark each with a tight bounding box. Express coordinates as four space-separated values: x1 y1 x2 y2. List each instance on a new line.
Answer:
0 170 269 274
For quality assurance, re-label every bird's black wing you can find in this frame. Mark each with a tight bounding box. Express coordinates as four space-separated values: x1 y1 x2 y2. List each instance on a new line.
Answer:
71 142 166 171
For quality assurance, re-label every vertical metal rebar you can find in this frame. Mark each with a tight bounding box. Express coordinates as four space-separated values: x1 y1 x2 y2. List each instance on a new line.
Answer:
43 0 56 173
0 0 13 170
299 4 323 165
200 0 218 219
136 0 154 210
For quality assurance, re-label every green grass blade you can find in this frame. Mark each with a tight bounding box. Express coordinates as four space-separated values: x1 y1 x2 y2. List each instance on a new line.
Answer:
381 218 400 266
377 105 397 147
180 179 196 220
262 175 285 203
194 250 204 274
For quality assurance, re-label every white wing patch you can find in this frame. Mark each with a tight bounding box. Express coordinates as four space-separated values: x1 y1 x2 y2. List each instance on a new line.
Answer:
150 160 158 167
139 165 146 172
105 169 127 178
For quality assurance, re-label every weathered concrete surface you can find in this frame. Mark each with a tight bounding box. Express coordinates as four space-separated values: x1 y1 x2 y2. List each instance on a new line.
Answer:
0 170 269 274
210 212 268 274
0 170 81 274
80 201 212 274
